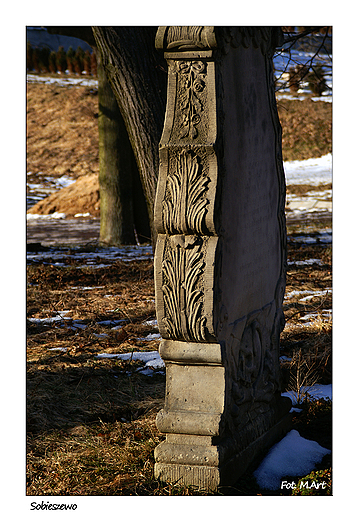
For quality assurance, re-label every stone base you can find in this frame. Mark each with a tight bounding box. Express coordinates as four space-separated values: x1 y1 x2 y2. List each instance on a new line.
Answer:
154 404 292 492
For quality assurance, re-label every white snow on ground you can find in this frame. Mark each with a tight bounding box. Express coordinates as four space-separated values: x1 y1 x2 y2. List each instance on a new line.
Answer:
95 350 165 376
287 258 324 266
253 429 331 490
96 319 126 327
138 333 161 341
277 93 332 103
27 174 76 208
27 73 98 88
27 212 67 220
27 245 154 265
28 313 88 330
300 310 331 321
284 288 332 301
288 230 332 245
282 384 332 406
284 153 332 186
69 286 105 290
143 319 158 328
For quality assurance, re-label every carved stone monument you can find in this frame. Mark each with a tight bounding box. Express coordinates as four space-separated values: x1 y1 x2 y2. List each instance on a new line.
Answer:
153 26 291 491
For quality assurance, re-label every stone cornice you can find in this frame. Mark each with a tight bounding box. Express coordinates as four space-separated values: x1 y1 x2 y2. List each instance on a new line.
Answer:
156 26 284 56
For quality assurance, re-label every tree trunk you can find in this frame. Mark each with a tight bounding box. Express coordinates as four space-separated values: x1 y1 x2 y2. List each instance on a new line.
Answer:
92 27 167 249
97 52 136 245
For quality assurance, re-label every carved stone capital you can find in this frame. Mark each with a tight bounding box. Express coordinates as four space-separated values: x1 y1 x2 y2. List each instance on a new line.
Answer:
156 26 217 52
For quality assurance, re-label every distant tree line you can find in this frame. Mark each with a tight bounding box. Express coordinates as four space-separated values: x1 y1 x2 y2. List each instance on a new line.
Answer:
26 43 97 76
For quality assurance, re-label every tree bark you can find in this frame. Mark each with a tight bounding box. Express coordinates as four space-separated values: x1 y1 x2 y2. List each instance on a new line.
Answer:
92 26 167 248
97 52 136 245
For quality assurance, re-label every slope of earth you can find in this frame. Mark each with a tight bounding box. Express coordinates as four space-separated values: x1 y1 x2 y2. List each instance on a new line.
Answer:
27 82 99 182
27 173 100 218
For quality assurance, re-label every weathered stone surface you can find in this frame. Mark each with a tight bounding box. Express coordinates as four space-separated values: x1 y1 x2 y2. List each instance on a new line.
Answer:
154 26 291 491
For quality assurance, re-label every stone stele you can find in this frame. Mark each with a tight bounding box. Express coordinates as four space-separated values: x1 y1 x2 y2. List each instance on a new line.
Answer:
153 26 292 491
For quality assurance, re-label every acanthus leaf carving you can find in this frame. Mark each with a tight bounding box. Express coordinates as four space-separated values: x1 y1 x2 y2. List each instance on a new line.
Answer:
162 150 210 235
162 235 208 342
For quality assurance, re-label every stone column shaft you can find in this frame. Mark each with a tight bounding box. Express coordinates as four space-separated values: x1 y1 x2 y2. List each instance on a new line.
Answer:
153 26 291 491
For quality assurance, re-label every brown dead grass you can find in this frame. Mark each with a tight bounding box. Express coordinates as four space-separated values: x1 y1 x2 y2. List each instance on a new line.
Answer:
27 82 99 180
26 239 332 496
277 97 332 161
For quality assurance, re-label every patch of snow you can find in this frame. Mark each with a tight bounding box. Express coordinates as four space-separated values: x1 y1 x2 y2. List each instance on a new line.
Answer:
70 321 87 330
53 175 76 189
311 96 332 103
137 333 161 341
28 311 70 325
96 351 162 363
287 230 332 245
27 245 154 266
27 73 98 89
284 154 332 186
284 288 332 301
27 212 67 220
96 320 126 327
76 263 110 269
28 312 90 330
290 407 303 413
74 212 91 218
276 93 332 103
253 429 331 490
95 353 122 359
69 286 105 290
282 384 332 405
298 289 332 302
287 200 332 213
95 350 165 375
48 347 68 352
300 310 331 321
287 258 324 266
143 319 158 328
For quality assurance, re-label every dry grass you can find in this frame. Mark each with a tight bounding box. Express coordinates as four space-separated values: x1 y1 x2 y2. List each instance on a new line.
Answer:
26 80 332 496
277 97 332 161
27 82 99 180
26 237 332 496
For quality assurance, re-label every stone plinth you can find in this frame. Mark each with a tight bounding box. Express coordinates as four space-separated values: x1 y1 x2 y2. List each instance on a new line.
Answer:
153 26 291 491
